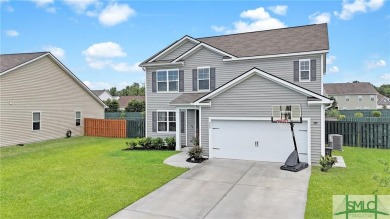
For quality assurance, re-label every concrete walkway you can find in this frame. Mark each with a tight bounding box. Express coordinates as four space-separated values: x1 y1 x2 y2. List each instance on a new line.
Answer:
111 159 311 219
163 147 199 169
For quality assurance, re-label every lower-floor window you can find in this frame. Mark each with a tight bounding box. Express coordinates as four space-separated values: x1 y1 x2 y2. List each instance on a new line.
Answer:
76 111 81 126
157 111 176 132
32 112 41 130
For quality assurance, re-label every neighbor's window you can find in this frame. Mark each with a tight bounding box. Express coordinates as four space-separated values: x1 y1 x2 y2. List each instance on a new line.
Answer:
32 112 41 130
198 67 210 90
157 70 178 92
299 59 310 82
76 111 81 126
157 111 176 132
370 95 375 101
358 95 363 101
345 96 350 102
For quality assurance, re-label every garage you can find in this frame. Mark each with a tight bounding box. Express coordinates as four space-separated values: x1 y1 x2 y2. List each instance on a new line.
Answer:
210 119 309 163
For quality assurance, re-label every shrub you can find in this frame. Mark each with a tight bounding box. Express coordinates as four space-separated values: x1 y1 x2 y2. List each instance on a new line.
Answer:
326 109 340 119
138 138 147 148
339 115 346 120
371 111 382 117
190 136 199 146
152 137 164 149
144 137 153 149
188 146 202 160
125 139 138 149
320 155 337 172
165 137 176 150
354 112 363 118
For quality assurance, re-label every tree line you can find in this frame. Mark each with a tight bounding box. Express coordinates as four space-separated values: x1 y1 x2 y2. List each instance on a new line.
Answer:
108 82 145 96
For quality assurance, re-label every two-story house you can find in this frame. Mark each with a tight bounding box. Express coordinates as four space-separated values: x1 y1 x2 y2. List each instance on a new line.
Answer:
140 24 332 165
324 82 378 110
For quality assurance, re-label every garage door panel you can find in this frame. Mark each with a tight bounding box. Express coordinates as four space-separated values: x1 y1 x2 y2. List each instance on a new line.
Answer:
211 120 308 163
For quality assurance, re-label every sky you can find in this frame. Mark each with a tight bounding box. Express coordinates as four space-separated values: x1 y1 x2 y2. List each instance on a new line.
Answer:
1 0 389 90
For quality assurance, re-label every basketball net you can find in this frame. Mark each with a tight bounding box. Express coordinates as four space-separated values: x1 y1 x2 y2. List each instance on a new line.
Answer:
275 112 290 129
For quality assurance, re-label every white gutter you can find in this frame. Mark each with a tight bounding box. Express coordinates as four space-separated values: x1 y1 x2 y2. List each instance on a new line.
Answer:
223 50 329 62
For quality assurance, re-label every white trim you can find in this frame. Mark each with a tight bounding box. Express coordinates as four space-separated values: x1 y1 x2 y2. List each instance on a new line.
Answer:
32 111 41 131
185 109 188 147
299 59 311 82
156 69 179 93
199 107 202 148
175 109 181 151
172 43 236 63
197 66 211 91
321 105 325 157
345 96 350 102
145 68 148 138
148 36 199 63
223 50 329 62
156 110 176 133
141 61 184 67
75 111 81 127
321 54 324 95
208 117 312 165
194 68 331 105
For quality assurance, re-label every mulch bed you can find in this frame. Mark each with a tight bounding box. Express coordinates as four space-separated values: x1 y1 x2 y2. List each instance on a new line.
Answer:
186 157 208 163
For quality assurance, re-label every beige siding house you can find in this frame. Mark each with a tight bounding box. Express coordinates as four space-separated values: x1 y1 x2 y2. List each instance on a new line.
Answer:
324 82 378 110
0 52 106 147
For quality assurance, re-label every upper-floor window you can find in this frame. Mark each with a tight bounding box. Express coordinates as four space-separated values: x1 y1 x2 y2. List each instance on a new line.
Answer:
76 111 81 126
370 95 375 101
345 96 350 102
157 111 176 132
32 112 41 130
157 69 178 92
299 59 310 82
198 67 210 90
358 95 363 101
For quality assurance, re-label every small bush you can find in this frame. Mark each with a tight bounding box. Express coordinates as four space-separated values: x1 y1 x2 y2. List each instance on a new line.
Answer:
188 146 202 160
339 115 346 120
320 155 337 172
354 112 363 118
371 111 382 117
326 109 340 119
165 137 176 150
190 136 199 146
152 137 164 149
144 137 153 149
138 138 147 148
125 139 138 149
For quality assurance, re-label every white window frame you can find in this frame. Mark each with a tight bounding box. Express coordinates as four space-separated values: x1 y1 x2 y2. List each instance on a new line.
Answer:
32 111 41 131
345 96 350 102
299 59 310 82
157 110 176 133
370 95 375 101
358 95 363 102
156 69 179 93
197 66 210 91
76 111 81 127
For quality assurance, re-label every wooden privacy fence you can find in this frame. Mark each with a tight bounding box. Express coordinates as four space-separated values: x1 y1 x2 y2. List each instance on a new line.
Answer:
326 121 390 148
84 118 126 138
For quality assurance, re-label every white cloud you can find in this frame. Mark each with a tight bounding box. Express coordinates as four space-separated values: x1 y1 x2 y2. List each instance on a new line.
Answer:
63 0 97 14
5 30 19 37
211 25 227 33
327 55 337 64
31 0 53 7
309 12 331 24
83 42 127 58
83 81 112 90
111 62 142 73
43 45 65 59
268 5 288 16
380 73 390 81
98 3 135 27
367 59 386 68
0 0 9 3
334 0 385 20
46 7 56 13
329 66 340 73
85 57 111 69
7 6 14 12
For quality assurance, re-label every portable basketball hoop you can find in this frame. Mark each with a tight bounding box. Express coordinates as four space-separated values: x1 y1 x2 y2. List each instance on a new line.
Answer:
271 104 308 172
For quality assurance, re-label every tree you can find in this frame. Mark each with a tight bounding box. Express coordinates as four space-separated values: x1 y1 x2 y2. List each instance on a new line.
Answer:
125 100 145 112
108 87 117 96
103 98 119 112
376 84 390 98
118 82 145 96
329 96 338 109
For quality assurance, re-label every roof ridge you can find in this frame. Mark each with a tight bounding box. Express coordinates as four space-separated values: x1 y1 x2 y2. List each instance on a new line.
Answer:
0 51 48 56
196 23 325 40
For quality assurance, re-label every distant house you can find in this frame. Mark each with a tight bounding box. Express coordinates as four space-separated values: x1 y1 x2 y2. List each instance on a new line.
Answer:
118 96 145 110
324 82 378 110
377 94 390 109
0 52 106 147
91 90 113 101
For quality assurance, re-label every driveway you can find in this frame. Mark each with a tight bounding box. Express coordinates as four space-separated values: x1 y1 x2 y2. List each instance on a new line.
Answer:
110 159 311 219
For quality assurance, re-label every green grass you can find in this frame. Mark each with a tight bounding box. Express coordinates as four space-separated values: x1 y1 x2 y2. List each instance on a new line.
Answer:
0 137 187 219
305 147 390 219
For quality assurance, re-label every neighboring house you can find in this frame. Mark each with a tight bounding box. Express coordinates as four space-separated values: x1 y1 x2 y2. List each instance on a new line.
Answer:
140 23 332 165
92 90 113 101
118 96 145 110
0 52 106 147
377 94 390 109
324 82 378 110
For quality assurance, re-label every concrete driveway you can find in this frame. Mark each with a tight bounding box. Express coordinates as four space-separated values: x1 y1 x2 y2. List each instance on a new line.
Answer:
110 159 311 219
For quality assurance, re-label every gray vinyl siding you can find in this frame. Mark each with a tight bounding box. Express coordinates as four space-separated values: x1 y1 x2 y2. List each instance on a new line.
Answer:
187 109 196 146
159 41 197 61
200 75 322 164
331 94 377 110
0 56 104 147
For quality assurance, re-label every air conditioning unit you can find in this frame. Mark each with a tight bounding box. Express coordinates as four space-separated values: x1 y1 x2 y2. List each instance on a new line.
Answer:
328 134 343 150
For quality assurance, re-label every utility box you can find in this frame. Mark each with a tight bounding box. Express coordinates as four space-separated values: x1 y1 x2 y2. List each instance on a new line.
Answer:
328 134 343 150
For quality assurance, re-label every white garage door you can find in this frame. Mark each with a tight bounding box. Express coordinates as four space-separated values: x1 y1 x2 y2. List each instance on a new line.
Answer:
210 119 308 163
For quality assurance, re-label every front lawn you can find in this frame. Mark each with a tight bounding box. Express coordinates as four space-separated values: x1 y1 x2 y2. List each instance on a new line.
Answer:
305 147 390 219
0 137 187 219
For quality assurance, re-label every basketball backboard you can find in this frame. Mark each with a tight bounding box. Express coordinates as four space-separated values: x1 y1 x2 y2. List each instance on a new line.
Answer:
271 104 302 123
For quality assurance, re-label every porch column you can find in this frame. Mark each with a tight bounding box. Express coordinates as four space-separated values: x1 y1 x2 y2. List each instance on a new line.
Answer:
175 108 181 151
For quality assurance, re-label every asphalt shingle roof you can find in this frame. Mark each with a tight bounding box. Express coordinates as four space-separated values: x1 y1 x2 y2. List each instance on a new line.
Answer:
170 93 208 105
0 52 48 73
324 82 378 95
118 96 145 108
91 90 106 96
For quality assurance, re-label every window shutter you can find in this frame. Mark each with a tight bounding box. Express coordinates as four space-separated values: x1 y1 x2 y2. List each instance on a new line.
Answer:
192 69 198 91
152 111 157 132
152 72 157 92
179 70 184 92
293 61 299 82
310 60 316 81
180 111 185 133
210 67 216 90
